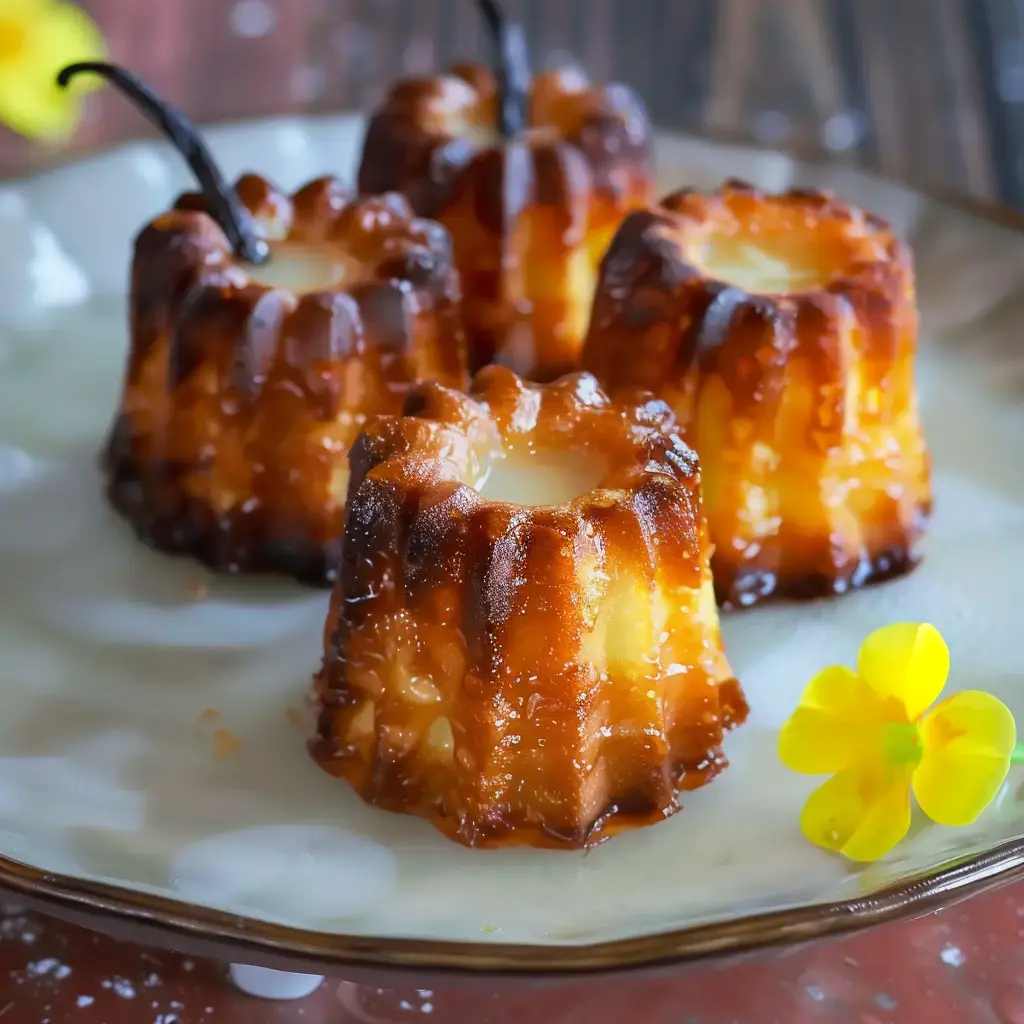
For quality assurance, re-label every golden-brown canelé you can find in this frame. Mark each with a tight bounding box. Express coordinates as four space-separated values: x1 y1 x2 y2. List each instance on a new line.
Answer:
582 180 932 608
105 174 468 584
357 63 654 381
312 366 747 849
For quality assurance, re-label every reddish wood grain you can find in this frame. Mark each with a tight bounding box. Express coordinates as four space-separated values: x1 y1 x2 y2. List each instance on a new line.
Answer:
1 885 1024 1022
0 0 1012 204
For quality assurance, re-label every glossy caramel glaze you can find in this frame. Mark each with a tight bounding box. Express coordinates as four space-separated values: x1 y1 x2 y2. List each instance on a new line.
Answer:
357 64 654 381
106 175 468 584
313 366 747 849
582 180 932 608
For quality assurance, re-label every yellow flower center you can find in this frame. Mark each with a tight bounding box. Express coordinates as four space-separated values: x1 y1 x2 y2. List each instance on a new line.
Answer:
0 18 26 62
883 722 923 765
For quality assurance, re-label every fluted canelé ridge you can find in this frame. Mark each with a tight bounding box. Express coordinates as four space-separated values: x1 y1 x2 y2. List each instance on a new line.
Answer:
356 62 654 381
582 180 932 608
105 175 468 584
313 366 746 849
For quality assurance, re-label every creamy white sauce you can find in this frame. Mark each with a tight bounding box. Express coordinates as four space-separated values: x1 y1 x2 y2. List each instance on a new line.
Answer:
697 240 827 294
243 245 354 292
477 448 605 507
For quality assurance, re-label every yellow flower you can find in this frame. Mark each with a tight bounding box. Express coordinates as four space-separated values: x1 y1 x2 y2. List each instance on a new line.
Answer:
778 623 1018 862
0 0 105 141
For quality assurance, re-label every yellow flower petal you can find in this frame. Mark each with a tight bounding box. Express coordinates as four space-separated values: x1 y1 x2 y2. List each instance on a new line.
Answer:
0 71 80 140
800 761 913 862
0 0 49 15
0 1 106 141
31 1 107 90
778 665 886 774
913 690 1016 827
857 623 949 723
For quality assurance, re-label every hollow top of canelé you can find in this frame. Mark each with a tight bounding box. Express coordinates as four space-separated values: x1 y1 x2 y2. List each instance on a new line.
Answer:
158 173 457 297
373 62 650 153
348 365 699 513
600 179 913 302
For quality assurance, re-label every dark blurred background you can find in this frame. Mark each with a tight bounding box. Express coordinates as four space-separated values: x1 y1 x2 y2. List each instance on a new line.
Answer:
8 0 1024 207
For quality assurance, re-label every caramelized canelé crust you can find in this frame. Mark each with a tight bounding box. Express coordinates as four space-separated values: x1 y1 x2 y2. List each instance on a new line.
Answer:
313 366 747 849
582 180 932 608
105 174 468 584
357 63 654 381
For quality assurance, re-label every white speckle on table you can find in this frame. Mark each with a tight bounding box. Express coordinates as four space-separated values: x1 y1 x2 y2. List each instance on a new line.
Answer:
8 954 71 991
229 0 276 38
109 977 136 999
940 945 966 967
0 904 40 946
26 958 55 976
143 972 162 988
804 985 826 1002
76 996 94 1008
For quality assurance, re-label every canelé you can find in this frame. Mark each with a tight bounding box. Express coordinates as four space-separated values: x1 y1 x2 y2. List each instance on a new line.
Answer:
357 61 654 381
57 59 469 585
106 177 468 584
313 366 747 848
582 180 931 608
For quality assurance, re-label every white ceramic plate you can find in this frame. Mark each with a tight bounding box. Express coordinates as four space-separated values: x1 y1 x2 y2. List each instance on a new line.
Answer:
0 115 1023 975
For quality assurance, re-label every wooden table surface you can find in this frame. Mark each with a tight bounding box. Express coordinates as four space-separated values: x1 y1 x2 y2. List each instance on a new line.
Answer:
3 884 1024 1023
6 0 1024 207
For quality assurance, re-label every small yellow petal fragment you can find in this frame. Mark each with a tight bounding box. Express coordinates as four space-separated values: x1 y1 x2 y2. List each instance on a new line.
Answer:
857 623 949 723
778 665 886 774
800 762 913 862
913 690 1016 827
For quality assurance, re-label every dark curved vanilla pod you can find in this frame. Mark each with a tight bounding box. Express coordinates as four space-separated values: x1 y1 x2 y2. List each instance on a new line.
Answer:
57 62 268 264
476 0 530 136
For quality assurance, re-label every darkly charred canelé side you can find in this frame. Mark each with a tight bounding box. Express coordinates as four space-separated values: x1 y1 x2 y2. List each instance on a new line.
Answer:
357 64 654 381
313 366 747 849
582 180 932 608
105 175 468 584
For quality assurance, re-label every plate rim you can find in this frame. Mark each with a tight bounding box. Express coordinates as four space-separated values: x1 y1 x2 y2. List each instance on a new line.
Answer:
3 836 1024 978
3 117 1024 977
